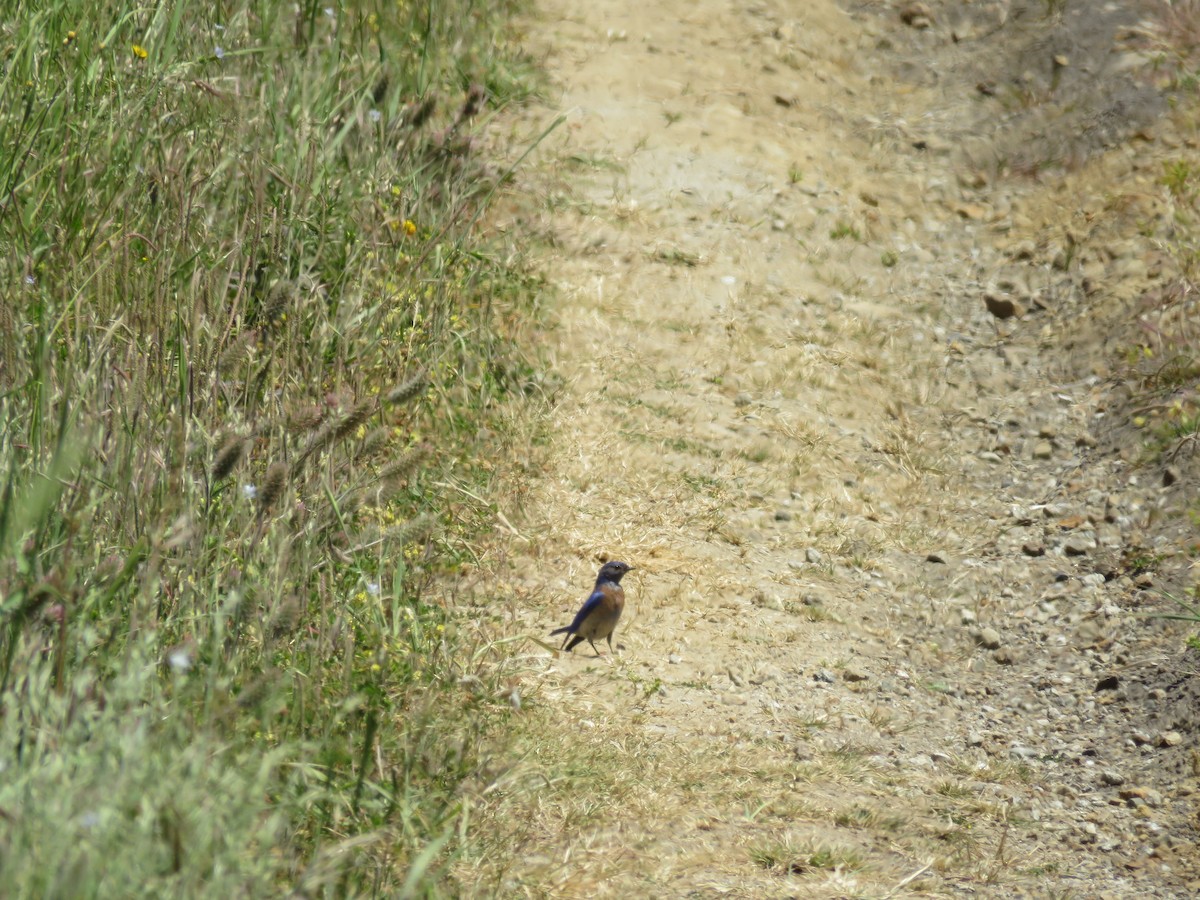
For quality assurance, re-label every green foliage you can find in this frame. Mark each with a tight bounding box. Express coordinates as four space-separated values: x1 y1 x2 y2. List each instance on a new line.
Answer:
749 839 865 874
0 0 537 893
1151 590 1200 651
829 221 861 241
1162 159 1197 199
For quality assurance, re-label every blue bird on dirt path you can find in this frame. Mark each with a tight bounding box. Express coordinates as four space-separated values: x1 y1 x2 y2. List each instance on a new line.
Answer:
550 561 634 655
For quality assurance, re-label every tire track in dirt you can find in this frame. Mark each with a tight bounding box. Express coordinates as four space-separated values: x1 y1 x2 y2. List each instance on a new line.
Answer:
472 1 1200 896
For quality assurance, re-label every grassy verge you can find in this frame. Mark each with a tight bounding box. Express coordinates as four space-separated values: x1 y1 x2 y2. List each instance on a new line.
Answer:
0 0 539 893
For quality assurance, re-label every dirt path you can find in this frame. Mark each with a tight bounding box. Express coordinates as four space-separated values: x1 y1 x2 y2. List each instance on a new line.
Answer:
473 1 1200 896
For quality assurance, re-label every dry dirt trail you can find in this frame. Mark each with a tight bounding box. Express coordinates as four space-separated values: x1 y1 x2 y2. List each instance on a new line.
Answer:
472 0 1200 896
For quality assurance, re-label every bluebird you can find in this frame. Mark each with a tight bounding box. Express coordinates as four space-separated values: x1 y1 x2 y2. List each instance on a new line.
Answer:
550 561 634 655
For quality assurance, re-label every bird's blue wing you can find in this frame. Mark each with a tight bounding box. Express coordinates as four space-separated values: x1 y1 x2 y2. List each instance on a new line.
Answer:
568 589 606 629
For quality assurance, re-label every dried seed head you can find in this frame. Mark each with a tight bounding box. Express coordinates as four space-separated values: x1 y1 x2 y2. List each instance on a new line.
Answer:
298 418 337 463
333 398 376 442
262 280 297 327
378 443 429 483
236 673 274 710
372 75 389 105
217 331 258 373
384 513 437 548
268 594 303 639
286 404 324 434
359 426 391 459
407 94 436 129
385 372 427 407
257 462 289 514
212 434 246 482
339 489 366 518
458 83 486 122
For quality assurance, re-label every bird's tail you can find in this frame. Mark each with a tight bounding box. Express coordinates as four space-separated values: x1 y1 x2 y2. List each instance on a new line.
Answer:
548 626 572 636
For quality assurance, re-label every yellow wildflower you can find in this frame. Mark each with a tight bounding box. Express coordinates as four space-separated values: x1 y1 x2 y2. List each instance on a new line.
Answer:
402 219 417 237
132 44 148 59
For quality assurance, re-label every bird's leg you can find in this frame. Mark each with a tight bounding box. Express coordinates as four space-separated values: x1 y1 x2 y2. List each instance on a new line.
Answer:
588 638 600 656
606 634 615 655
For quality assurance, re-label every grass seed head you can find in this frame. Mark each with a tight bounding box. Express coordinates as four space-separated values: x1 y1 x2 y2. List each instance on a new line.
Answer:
408 94 437 129
379 443 430 482
360 426 391 458
385 512 437 547
257 462 289 514
385 372 428 406
212 435 246 482
268 594 303 639
217 331 258 373
372 75 389 105
286 404 324 434
458 83 486 122
262 280 297 327
334 399 376 442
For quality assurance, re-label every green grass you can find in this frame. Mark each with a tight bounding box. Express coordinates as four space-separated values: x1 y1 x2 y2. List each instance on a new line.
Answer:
1121 152 1200 470
750 838 866 875
0 0 541 893
829 221 861 241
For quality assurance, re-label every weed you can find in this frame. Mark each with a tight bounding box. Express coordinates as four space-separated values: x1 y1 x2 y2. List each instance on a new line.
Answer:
1162 159 1196 199
829 221 862 241
655 247 703 267
1148 589 1200 648
786 601 839 623
0 0 541 893
833 805 906 831
1043 0 1069 20
751 838 866 874
682 472 724 492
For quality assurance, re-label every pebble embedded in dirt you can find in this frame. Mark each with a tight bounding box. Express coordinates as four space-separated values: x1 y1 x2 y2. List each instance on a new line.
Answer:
1064 535 1097 556
971 626 1003 650
842 663 870 683
984 293 1025 320
1157 731 1183 748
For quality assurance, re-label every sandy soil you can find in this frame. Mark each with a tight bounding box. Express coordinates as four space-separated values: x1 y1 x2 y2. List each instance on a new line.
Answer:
471 1 1200 896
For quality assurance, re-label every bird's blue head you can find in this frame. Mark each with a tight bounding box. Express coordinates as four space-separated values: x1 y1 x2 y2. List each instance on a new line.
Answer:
596 560 634 584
